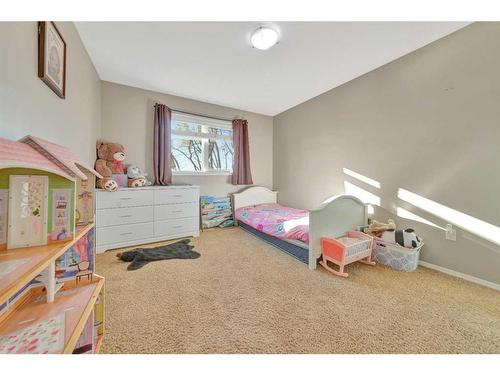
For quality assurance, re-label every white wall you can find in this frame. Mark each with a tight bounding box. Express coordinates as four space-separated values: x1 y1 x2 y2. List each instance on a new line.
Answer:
0 22 101 166
273 23 500 284
101 81 273 196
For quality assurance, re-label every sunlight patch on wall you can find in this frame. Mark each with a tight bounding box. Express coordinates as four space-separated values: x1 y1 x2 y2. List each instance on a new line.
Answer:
344 181 381 206
342 168 381 189
398 188 500 246
396 207 444 230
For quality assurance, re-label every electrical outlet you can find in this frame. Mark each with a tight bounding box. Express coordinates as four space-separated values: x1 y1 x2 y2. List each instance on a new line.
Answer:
445 224 456 241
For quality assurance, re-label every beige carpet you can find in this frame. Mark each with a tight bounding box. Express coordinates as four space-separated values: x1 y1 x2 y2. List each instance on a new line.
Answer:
96 227 500 354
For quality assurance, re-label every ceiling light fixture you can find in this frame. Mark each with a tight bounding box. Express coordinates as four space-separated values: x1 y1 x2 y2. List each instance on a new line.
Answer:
250 26 279 50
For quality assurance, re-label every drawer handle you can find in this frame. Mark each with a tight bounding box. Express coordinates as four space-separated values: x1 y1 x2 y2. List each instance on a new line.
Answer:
173 194 183 198
172 225 183 229
120 197 132 200
172 210 183 213
119 215 132 218
120 232 133 236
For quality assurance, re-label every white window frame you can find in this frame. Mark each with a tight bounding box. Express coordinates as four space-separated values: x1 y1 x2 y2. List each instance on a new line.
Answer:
171 111 233 176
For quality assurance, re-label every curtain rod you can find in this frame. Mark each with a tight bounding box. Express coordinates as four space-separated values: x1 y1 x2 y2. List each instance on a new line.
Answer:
153 103 242 123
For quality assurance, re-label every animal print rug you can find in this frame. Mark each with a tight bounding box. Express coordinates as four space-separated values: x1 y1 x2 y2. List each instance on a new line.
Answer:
116 239 200 270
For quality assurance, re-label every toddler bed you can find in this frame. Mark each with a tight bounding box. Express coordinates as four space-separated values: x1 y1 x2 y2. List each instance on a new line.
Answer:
232 186 368 270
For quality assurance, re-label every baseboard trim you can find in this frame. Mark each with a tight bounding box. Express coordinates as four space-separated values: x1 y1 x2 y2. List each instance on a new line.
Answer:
418 260 500 292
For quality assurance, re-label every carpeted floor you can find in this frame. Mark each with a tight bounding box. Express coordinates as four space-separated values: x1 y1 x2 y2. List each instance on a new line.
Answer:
96 227 500 354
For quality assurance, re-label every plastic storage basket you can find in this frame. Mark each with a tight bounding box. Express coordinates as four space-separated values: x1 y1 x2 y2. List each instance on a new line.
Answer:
372 238 423 272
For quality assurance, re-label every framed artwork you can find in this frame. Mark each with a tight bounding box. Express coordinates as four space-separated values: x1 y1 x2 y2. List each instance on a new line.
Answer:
7 176 49 249
76 171 95 225
38 21 67 98
50 189 71 241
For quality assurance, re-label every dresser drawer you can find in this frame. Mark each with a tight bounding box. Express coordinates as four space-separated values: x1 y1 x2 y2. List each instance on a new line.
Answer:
154 188 198 205
154 202 198 221
154 217 199 237
97 222 154 245
97 206 153 227
97 189 153 209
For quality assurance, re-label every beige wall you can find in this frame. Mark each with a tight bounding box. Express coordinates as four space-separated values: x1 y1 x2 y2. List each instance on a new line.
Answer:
101 81 273 196
0 22 101 166
273 23 500 284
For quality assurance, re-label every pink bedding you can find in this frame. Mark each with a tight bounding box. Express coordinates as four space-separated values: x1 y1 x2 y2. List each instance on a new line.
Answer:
235 203 309 243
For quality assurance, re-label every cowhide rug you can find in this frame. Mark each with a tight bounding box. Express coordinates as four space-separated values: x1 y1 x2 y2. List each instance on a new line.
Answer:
116 239 200 271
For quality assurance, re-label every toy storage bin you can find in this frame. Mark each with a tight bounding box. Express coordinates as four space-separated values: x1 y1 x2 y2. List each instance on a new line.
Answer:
320 231 375 277
372 238 424 272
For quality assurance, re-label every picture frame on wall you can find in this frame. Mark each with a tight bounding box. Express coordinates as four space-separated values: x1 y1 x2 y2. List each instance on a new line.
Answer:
38 21 67 99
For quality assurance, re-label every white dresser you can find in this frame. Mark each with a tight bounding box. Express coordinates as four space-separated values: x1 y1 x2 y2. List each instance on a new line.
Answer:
95 185 200 253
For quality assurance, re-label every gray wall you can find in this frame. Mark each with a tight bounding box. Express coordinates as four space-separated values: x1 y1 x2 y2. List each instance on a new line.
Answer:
273 22 500 284
101 81 273 196
0 22 101 166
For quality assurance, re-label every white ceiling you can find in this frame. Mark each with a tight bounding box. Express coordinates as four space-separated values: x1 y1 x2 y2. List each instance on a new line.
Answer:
75 22 469 116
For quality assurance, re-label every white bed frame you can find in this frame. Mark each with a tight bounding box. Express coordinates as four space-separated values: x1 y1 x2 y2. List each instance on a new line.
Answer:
232 186 368 270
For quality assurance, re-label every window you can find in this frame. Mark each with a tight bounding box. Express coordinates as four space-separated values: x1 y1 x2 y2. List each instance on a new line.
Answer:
170 112 233 174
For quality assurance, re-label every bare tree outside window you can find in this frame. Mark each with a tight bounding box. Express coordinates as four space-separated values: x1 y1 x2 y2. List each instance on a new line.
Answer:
170 113 233 173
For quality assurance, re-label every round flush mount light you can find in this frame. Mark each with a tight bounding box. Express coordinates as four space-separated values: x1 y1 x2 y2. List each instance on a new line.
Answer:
250 26 279 50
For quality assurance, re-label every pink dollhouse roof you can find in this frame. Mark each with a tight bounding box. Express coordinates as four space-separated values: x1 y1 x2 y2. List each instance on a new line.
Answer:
0 137 74 180
0 136 101 181
19 136 101 180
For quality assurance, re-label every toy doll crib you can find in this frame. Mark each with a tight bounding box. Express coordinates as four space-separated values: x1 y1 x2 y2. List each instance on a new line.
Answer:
320 231 375 277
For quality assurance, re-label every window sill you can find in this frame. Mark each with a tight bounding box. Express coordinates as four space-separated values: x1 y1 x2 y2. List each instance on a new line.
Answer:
172 171 232 177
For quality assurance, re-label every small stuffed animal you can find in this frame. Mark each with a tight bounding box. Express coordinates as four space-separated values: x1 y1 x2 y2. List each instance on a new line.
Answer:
128 177 147 187
126 165 144 179
364 219 396 237
126 165 151 187
94 140 126 192
380 228 422 248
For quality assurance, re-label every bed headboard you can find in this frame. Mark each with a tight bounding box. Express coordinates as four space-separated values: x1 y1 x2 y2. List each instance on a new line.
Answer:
308 195 367 270
232 186 278 211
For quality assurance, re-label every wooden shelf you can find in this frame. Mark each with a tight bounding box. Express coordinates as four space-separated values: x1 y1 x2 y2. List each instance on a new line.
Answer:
0 223 95 307
0 275 104 354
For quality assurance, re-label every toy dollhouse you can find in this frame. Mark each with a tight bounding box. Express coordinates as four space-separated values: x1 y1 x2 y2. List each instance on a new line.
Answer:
0 135 105 354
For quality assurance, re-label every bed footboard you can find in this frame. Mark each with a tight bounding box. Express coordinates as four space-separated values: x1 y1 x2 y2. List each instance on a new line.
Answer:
308 195 368 270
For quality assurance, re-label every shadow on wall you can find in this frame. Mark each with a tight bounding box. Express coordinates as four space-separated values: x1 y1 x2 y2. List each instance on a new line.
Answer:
337 167 500 251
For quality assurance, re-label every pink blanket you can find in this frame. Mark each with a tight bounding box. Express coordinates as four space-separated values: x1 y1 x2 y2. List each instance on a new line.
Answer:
235 203 309 243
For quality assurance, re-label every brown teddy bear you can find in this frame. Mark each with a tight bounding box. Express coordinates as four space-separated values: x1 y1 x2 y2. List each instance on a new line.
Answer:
128 177 146 187
94 140 126 192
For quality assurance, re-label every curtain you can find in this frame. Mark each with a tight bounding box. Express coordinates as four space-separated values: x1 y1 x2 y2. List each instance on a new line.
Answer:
153 103 172 185
231 119 253 185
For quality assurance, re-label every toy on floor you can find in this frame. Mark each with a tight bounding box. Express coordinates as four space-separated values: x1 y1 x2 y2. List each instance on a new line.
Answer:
94 140 126 192
380 228 422 248
116 239 200 270
126 165 151 187
320 231 375 277
363 218 396 237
